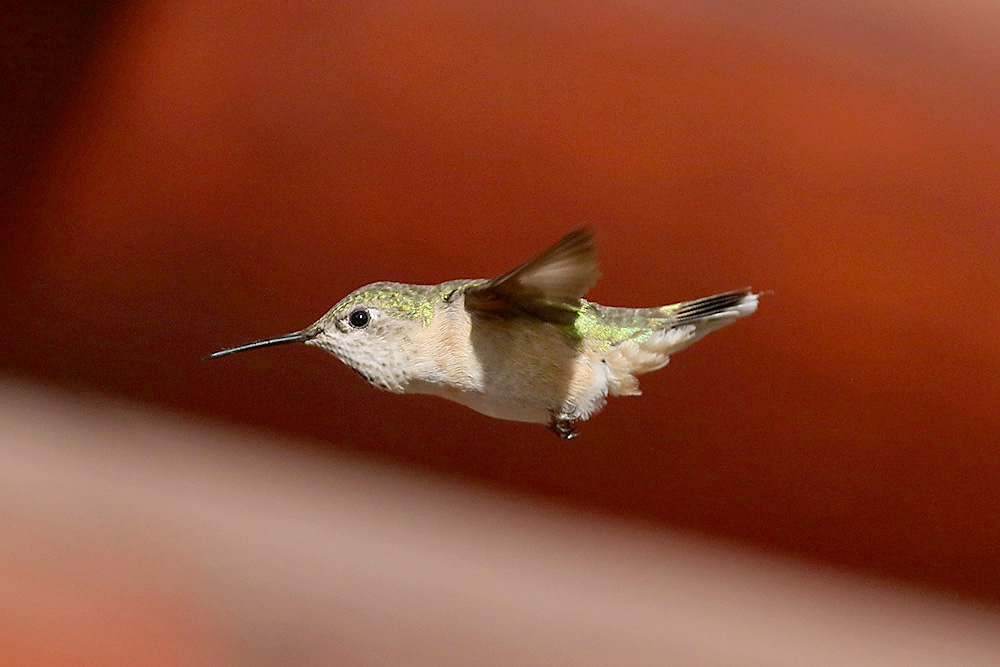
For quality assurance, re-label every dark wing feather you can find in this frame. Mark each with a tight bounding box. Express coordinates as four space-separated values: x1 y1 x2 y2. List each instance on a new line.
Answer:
464 228 599 324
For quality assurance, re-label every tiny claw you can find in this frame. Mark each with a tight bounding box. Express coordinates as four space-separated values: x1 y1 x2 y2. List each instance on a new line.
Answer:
549 417 581 439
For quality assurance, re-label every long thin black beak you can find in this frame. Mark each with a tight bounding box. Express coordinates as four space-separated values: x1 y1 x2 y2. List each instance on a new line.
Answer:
203 328 321 360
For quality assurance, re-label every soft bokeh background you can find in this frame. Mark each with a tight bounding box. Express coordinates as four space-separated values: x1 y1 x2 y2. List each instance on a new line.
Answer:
3 0 999 663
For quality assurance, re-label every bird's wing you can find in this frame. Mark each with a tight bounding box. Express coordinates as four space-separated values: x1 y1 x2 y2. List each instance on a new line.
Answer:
464 228 599 325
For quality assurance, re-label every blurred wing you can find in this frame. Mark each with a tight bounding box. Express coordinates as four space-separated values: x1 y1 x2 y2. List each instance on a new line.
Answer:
464 228 599 324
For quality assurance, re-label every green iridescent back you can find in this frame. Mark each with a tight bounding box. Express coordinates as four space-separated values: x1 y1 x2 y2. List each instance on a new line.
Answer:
572 301 683 350
325 276 701 353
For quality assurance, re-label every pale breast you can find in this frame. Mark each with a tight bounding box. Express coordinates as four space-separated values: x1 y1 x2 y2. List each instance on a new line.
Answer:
403 298 610 424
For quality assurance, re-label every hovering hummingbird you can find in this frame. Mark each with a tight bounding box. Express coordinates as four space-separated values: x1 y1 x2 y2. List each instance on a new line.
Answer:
208 229 759 438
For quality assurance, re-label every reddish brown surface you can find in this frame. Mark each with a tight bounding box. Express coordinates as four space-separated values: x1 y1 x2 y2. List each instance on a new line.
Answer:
3 0 999 606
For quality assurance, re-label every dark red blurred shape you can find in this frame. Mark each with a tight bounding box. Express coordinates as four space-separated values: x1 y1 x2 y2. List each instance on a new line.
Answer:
3 0 999 604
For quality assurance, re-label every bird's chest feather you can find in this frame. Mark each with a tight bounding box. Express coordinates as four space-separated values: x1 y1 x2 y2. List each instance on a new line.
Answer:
406 307 608 423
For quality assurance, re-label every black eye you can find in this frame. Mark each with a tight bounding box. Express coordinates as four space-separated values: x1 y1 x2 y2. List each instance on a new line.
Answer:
348 309 370 329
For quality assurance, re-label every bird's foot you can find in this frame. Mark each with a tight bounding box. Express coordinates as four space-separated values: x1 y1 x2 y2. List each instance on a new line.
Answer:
549 417 581 440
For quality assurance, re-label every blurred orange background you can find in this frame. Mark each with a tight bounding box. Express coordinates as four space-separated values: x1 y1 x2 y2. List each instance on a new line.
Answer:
3 0 998 623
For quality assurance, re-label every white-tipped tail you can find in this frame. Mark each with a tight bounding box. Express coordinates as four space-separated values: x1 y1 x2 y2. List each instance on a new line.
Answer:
605 289 759 391
664 288 758 350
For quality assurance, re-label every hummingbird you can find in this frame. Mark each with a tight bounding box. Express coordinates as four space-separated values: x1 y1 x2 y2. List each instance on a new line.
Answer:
208 229 759 438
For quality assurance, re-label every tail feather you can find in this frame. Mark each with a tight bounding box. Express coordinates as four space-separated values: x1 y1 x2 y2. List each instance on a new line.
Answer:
672 287 757 324
665 287 758 348
605 288 759 393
